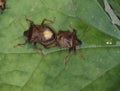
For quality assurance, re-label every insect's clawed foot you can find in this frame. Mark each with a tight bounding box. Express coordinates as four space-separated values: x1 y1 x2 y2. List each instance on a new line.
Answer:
13 43 25 48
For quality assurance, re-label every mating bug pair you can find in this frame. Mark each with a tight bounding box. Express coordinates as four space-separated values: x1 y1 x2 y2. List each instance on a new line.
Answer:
16 17 82 63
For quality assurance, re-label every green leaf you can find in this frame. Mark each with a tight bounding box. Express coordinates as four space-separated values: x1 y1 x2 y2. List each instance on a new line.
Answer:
0 0 120 91
81 64 120 91
108 0 120 18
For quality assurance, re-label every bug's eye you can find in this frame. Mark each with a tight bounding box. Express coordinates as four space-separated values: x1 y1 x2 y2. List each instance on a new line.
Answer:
60 36 64 40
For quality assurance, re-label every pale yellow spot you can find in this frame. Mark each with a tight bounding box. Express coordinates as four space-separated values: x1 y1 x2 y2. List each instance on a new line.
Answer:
43 29 53 40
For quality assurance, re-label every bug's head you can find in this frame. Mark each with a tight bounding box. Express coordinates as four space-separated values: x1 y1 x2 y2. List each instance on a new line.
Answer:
29 21 34 26
76 39 82 45
24 30 28 37
72 29 82 45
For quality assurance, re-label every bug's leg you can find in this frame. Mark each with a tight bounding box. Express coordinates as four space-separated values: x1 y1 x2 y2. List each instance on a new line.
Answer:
34 42 42 51
24 16 33 24
26 18 33 24
73 29 77 35
73 46 76 55
78 48 85 60
17 40 28 46
45 43 57 49
41 18 55 25
33 42 37 48
34 42 44 55
14 40 28 48
64 48 72 64
25 16 39 30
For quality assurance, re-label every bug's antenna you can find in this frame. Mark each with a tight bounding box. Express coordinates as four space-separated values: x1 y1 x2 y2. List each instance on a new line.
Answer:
25 16 33 24
77 48 85 60
69 21 90 39
73 28 77 34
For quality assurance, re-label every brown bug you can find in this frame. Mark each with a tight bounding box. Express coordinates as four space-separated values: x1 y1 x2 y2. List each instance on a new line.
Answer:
0 0 6 11
56 29 82 63
16 17 56 53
